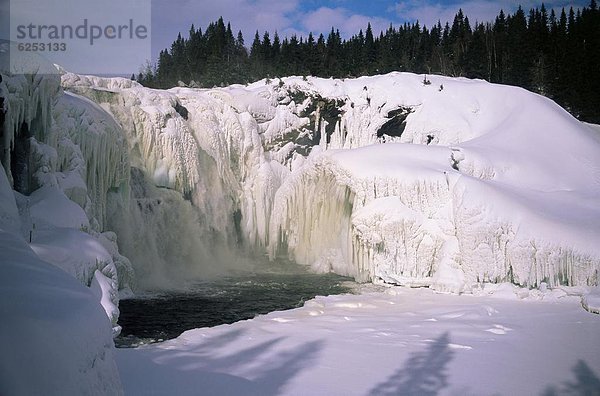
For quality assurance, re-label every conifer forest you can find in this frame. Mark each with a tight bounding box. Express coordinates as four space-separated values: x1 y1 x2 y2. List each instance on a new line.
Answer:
137 2 600 123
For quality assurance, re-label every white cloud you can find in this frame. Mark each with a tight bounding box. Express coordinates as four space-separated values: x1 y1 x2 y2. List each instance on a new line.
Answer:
303 7 348 32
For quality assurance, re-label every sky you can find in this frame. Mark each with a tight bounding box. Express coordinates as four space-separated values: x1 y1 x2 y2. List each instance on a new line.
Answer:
1 0 590 75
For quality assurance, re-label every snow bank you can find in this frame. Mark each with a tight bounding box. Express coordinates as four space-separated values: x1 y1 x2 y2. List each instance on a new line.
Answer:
0 159 20 233
1 48 133 334
0 47 125 391
0 172 122 395
582 287 600 314
27 184 89 229
0 229 122 394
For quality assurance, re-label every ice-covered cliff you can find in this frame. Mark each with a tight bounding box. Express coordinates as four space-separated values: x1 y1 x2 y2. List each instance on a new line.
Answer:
61 71 600 293
4 53 600 296
1 45 125 394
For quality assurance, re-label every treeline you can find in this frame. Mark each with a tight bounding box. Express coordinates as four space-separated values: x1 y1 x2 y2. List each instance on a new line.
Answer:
137 1 600 123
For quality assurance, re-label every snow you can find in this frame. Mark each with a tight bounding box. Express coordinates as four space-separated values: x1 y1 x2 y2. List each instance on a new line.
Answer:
71 69 597 394
0 48 131 395
15 176 124 335
27 185 90 230
582 287 600 314
0 160 21 233
0 228 122 395
117 285 600 396
91 269 122 337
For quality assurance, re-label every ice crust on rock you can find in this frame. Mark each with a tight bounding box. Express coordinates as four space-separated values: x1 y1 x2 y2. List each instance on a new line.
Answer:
4 56 600 341
5 62 600 295
1 50 132 332
53 92 129 230
60 71 600 292
0 51 60 188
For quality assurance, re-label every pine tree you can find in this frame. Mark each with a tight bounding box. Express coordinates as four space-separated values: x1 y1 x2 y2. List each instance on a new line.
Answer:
250 31 263 79
364 23 376 73
272 32 281 74
326 28 342 76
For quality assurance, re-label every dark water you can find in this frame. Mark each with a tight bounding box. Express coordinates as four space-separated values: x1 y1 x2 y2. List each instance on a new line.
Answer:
116 266 353 348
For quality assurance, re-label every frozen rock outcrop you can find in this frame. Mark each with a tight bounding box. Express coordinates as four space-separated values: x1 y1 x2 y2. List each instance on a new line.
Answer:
61 71 600 291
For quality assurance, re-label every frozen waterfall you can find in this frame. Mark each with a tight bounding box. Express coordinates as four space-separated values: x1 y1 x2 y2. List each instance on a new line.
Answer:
3 60 599 298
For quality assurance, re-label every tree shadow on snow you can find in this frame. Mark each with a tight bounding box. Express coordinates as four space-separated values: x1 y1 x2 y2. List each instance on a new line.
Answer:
541 360 600 396
368 332 455 396
119 327 323 396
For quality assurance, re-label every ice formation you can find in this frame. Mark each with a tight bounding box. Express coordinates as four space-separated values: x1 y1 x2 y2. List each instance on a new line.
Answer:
582 287 600 314
57 70 600 293
0 161 123 394
1 54 132 302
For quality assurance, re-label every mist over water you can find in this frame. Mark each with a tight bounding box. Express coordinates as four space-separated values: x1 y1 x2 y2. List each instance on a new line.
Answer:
107 166 250 291
116 259 354 347
107 166 357 347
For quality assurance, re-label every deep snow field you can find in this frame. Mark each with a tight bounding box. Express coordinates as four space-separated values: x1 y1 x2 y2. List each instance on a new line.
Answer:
1 44 600 395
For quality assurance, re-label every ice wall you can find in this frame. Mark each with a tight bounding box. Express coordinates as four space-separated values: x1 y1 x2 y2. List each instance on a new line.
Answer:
60 71 600 292
52 92 129 230
0 59 60 190
259 76 600 290
1 48 133 334
61 76 254 286
268 162 355 277
267 143 599 291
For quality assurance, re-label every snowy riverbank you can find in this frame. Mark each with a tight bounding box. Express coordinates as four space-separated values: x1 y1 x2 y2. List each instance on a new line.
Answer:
116 284 600 396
